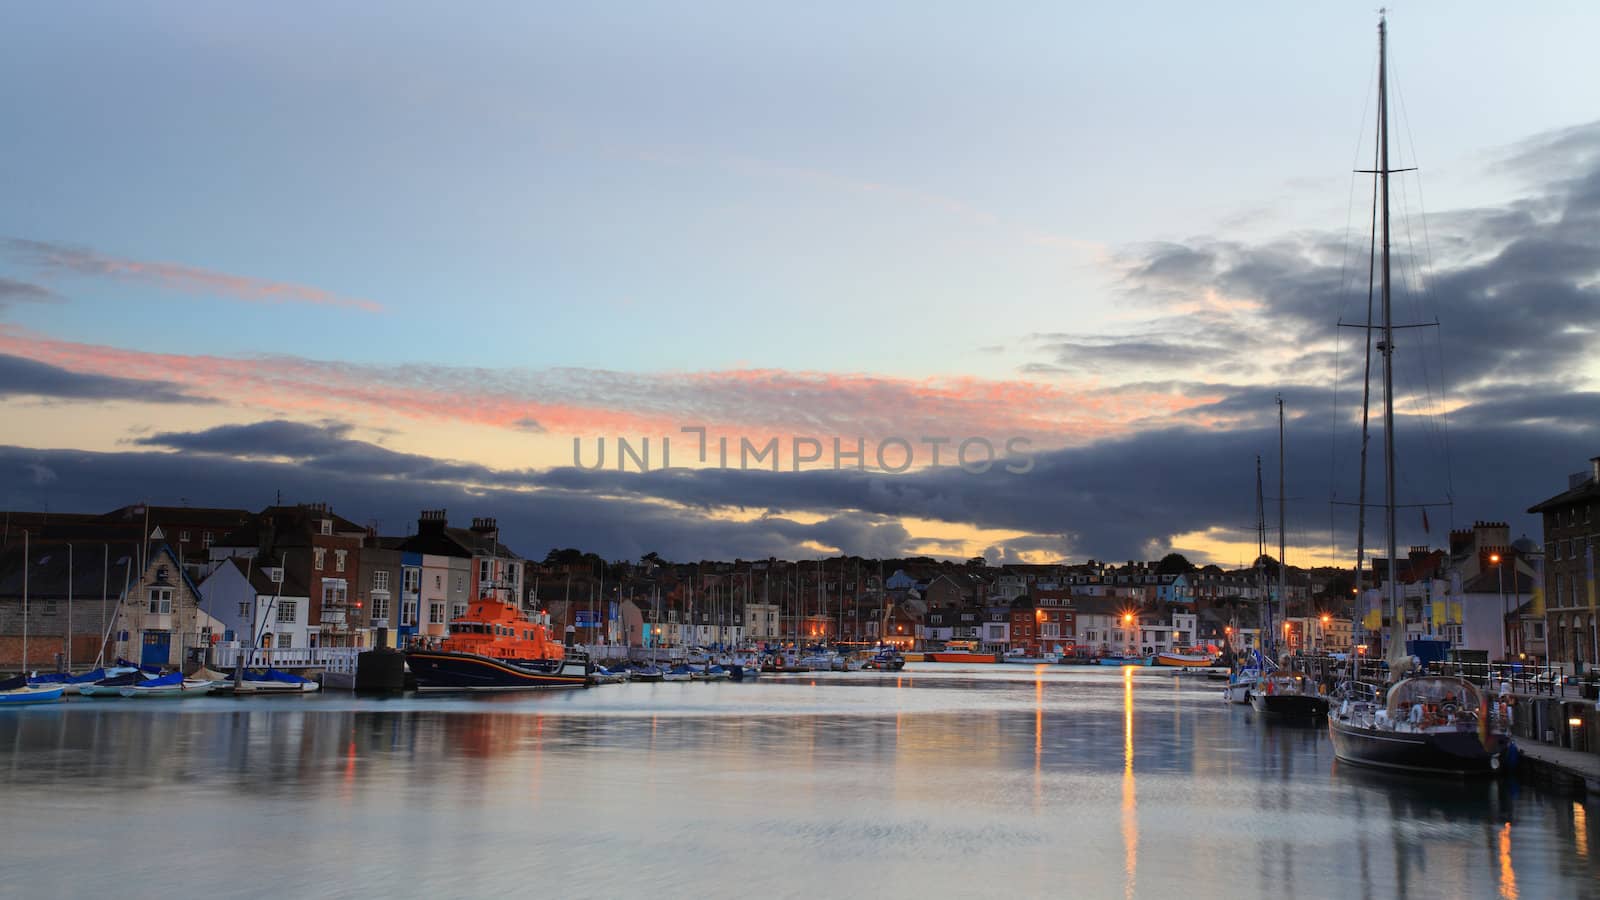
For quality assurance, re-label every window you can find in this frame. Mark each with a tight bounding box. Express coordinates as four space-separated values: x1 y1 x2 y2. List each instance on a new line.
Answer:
435 574 442 589
480 559 492 584
452 603 466 621
42 599 57 616
402 600 417 626
179 530 191 543
202 532 213 548
1042 623 1060 639
429 602 446 624
238 602 249 617
314 548 326 570
278 633 293 649
455 575 464 592
148 588 173 615
269 567 284 584
320 519 332 536
372 570 391 592
277 601 297 623
403 568 420 593
335 550 347 573
1534 622 1545 638
371 596 389 621
322 582 347 607
1556 574 1565 607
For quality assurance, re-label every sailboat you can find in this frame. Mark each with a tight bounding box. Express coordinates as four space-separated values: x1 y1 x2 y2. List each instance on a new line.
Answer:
1326 14 1509 775
1252 396 1331 721
1222 458 1270 704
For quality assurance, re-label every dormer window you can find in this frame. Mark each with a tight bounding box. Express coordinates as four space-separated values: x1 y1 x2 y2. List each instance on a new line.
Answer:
320 519 333 536
155 566 170 583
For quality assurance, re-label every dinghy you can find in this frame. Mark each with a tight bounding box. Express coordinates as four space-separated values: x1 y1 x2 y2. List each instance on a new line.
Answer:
213 668 319 695
77 669 157 697
118 671 214 698
0 675 65 706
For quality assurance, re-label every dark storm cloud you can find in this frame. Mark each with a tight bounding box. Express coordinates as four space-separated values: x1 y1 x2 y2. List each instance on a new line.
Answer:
0 353 204 404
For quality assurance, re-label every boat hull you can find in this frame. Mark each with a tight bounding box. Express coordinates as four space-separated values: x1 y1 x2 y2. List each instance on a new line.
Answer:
1156 653 1213 667
0 685 65 705
406 650 589 691
1098 657 1152 667
1251 691 1330 719
926 652 998 663
1328 718 1509 776
120 680 214 699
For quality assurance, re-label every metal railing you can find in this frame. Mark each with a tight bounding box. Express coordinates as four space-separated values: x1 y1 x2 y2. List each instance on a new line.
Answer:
212 645 361 674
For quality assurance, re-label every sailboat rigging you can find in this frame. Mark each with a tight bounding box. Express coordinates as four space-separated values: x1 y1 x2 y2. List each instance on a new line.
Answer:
1326 14 1508 775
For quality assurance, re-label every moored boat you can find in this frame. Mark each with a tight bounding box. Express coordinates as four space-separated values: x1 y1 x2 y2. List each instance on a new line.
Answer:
1329 676 1509 776
1250 673 1330 720
0 675 65 706
214 668 321 694
1156 652 1213 667
405 601 589 692
1097 655 1152 667
119 671 214 698
77 669 157 697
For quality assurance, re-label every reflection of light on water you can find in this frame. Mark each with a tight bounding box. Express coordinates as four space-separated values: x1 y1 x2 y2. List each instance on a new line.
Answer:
1498 821 1517 900
1034 674 1043 810
1576 803 1589 859
1122 666 1137 900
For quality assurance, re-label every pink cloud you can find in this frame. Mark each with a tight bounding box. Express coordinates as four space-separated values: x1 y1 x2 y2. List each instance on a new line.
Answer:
0 328 1215 459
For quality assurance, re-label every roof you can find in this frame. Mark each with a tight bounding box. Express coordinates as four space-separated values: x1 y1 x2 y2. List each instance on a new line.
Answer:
1462 569 1538 594
1528 476 1600 514
221 556 310 597
397 525 525 561
0 539 143 599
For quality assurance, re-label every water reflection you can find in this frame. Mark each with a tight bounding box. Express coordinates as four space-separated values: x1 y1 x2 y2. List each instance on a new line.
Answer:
1122 666 1138 900
0 667 1596 898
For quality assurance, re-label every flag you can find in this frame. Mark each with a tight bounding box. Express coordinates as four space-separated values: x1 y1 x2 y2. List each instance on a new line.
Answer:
1422 508 1430 534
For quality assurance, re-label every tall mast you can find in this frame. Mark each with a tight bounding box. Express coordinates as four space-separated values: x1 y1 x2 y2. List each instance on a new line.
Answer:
1378 15 1403 668
1278 394 1288 653
1255 456 1268 655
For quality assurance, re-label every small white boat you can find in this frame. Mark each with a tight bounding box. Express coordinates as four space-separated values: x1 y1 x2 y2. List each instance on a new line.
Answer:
215 668 320 694
119 672 215 698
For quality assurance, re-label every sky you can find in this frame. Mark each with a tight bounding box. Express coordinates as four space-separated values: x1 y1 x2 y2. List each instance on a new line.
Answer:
3 2 1599 568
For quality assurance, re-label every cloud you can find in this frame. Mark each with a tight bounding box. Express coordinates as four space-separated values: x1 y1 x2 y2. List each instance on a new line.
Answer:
0 327 1213 451
2 238 384 314
0 277 63 308
0 353 208 404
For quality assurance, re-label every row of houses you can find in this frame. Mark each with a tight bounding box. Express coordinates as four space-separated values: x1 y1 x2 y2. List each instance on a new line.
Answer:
3 453 1592 670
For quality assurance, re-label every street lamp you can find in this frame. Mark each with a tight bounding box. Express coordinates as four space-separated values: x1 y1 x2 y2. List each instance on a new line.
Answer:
1490 552 1507 661
1320 613 1331 653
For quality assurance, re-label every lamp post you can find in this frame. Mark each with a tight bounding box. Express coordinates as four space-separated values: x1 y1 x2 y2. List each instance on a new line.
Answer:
1320 613 1331 654
1490 552 1506 662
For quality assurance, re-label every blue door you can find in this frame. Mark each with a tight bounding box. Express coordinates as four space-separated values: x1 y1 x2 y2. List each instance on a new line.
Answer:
141 631 171 668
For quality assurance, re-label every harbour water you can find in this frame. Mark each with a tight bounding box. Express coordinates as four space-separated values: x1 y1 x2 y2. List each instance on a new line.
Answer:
3 665 1597 899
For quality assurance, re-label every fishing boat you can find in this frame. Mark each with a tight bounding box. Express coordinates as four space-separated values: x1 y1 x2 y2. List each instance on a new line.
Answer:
119 671 215 698
1324 15 1510 776
405 600 589 692
1156 652 1213 667
0 675 65 706
926 641 999 664
1251 672 1330 720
